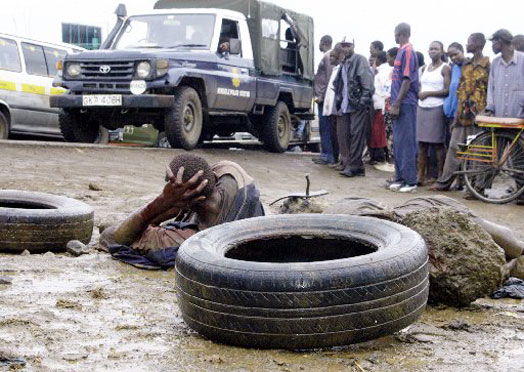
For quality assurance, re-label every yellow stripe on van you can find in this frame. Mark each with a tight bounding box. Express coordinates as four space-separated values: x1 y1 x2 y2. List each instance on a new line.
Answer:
0 80 16 91
21 84 45 95
50 87 66 95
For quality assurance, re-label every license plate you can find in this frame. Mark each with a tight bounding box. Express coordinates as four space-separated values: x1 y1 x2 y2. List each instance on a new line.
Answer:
82 95 122 106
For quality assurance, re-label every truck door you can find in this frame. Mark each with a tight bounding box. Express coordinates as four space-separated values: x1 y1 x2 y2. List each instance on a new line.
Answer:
213 18 256 112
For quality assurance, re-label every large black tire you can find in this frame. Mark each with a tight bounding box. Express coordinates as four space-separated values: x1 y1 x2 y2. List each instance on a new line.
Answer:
262 102 291 153
176 214 429 349
59 109 108 144
0 111 9 140
0 190 94 253
165 87 203 150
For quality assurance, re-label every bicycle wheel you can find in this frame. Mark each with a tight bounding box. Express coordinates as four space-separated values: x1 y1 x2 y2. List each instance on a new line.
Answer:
463 131 524 204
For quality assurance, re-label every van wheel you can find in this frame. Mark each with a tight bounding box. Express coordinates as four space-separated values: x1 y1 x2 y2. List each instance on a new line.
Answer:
0 111 9 140
165 87 203 150
59 110 107 144
262 102 291 153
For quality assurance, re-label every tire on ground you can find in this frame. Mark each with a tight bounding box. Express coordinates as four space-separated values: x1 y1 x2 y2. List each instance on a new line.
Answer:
59 109 108 144
176 214 429 349
165 87 203 150
0 111 9 140
0 190 94 253
261 101 291 153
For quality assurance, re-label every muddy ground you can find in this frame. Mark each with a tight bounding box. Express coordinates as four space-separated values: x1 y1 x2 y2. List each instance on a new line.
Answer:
1 140 523 372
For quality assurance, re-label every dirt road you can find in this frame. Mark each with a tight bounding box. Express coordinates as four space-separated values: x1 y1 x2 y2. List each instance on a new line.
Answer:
1 140 523 371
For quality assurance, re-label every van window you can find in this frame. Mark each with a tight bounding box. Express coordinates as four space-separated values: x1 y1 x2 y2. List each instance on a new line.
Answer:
44 47 67 77
22 43 48 76
0 37 22 72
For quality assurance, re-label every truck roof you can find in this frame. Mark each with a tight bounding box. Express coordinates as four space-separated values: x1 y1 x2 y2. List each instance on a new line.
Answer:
127 8 246 20
0 32 86 52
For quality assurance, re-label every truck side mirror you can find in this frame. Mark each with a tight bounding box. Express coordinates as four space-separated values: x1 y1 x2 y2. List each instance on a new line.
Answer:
229 39 242 55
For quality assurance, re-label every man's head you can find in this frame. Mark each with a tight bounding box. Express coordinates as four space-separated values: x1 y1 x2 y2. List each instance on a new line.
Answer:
512 34 524 52
329 43 344 66
387 47 399 67
168 154 216 198
416 51 425 68
394 23 411 45
376 51 387 67
466 33 486 54
319 35 333 53
340 36 355 58
489 29 513 54
447 42 465 65
370 40 384 57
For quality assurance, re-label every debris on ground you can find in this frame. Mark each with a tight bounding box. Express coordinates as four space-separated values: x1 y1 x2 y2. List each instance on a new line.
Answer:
56 299 82 310
510 256 524 280
20 250 30 256
440 320 472 332
0 276 12 285
402 207 506 307
89 287 109 300
0 348 26 368
88 183 103 191
491 277 524 299
66 240 90 257
279 197 324 214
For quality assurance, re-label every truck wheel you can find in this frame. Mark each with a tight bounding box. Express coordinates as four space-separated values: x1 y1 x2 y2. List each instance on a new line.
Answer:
262 102 291 153
0 111 9 140
165 87 203 150
59 110 108 144
176 214 429 349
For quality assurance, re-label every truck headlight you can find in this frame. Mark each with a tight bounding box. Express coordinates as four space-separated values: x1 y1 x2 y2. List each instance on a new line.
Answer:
136 61 151 79
66 63 81 78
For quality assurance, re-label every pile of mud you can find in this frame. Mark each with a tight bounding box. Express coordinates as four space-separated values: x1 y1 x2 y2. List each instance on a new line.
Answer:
402 207 506 307
278 198 323 214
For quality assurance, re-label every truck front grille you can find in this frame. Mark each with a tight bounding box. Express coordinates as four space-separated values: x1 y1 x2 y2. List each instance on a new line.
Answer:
79 61 134 80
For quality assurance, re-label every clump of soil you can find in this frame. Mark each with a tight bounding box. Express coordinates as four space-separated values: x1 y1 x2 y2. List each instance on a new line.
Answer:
510 256 524 279
279 197 323 214
401 207 506 307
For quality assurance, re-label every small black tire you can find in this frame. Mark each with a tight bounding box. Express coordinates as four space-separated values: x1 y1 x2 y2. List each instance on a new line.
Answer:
262 102 291 153
0 190 94 253
0 111 9 140
165 87 203 150
59 109 108 144
176 214 429 349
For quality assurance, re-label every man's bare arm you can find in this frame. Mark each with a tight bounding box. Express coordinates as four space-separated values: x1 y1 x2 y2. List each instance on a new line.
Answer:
111 167 208 246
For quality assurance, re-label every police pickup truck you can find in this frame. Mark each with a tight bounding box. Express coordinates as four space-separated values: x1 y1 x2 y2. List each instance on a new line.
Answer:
50 0 316 152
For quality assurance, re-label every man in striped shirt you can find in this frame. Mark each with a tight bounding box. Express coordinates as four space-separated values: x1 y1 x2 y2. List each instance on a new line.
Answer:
388 23 419 193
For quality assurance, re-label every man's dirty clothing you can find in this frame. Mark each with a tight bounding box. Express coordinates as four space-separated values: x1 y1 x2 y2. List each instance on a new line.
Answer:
109 161 264 270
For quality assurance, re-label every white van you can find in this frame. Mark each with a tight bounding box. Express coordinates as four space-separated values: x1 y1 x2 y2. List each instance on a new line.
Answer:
0 33 84 139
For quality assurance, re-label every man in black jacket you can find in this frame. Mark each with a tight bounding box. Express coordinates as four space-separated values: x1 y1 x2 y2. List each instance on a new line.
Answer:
334 37 375 177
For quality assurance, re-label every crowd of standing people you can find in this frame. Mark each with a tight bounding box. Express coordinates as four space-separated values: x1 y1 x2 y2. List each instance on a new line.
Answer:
313 24 524 200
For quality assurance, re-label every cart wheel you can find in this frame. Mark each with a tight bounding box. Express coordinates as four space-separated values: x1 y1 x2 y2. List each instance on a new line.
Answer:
463 132 524 204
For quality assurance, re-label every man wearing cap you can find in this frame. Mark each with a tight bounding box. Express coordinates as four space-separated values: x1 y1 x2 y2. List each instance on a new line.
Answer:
485 29 524 119
333 36 375 177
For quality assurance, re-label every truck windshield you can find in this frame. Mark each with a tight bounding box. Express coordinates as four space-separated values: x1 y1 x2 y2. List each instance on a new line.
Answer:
114 14 216 50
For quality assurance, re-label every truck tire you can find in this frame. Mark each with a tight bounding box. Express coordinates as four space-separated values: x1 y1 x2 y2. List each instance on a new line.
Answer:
0 111 9 140
176 214 429 349
59 109 108 144
165 87 203 150
0 190 94 253
262 102 291 153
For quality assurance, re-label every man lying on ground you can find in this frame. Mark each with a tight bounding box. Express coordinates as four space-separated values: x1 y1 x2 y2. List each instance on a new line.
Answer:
100 154 264 269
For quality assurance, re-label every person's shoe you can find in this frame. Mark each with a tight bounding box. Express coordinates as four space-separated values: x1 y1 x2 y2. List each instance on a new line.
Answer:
328 161 341 169
399 184 418 193
516 197 524 206
312 158 329 165
449 184 464 192
340 168 365 177
389 182 403 192
429 183 449 191
334 164 345 171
